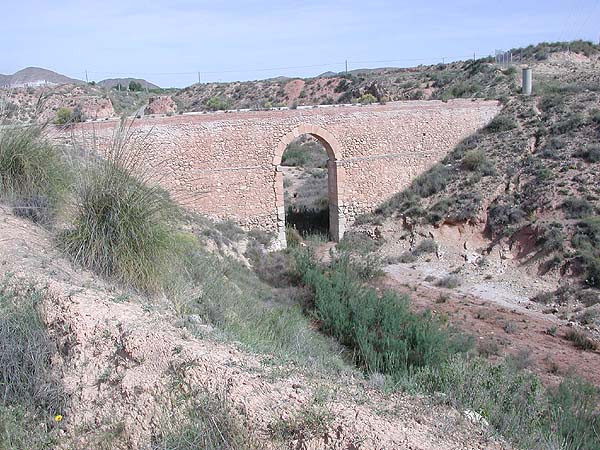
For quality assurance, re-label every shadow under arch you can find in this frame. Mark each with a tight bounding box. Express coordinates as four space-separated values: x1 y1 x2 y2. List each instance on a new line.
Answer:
273 124 347 247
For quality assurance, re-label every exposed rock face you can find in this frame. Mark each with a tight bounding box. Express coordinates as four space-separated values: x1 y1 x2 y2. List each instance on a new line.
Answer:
1 84 115 123
144 95 177 115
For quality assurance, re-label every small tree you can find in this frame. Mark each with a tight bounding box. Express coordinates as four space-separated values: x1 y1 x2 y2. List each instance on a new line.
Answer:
128 80 142 92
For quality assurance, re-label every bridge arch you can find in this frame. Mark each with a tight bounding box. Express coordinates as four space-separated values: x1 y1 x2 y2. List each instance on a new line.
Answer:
273 124 347 247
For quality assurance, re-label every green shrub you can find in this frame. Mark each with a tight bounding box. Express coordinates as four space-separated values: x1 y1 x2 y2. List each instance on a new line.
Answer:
294 251 469 376
281 137 328 168
0 282 65 449
128 80 142 92
358 93 377 104
426 198 450 223
487 200 525 236
562 197 594 219
551 114 584 134
435 275 461 289
413 239 438 256
284 226 301 248
461 149 486 171
336 231 382 255
151 389 257 450
576 145 600 163
204 96 230 111
0 125 69 223
446 192 482 222
564 329 597 351
412 356 600 450
539 94 565 111
412 164 450 197
486 115 517 133
59 123 178 293
175 246 347 373
54 106 84 125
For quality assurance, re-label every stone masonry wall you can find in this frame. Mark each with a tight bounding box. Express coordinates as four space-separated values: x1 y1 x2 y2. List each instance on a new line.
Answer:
55 99 500 247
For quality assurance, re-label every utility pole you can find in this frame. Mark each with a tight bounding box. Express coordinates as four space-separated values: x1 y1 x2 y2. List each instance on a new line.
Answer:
197 72 201 84
85 70 88 83
345 60 348 74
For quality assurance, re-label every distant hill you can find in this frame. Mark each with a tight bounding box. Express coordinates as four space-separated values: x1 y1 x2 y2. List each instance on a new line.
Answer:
0 67 84 88
97 78 160 90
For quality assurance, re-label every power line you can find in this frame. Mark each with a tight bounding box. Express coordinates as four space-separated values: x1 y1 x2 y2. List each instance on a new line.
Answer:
82 53 487 80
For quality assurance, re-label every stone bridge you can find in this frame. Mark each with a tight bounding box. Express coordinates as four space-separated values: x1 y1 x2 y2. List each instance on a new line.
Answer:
61 99 500 247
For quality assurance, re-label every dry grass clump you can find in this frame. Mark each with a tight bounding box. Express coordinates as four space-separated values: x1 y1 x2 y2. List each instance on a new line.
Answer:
58 121 178 293
0 125 69 223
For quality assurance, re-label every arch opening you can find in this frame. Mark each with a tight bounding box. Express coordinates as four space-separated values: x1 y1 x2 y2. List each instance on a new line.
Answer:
273 125 346 248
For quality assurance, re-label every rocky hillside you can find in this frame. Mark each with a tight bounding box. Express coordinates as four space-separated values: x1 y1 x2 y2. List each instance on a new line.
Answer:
349 41 600 335
3 41 597 122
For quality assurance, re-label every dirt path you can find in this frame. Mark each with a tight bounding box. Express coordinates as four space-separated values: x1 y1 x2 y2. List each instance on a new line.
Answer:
382 263 600 386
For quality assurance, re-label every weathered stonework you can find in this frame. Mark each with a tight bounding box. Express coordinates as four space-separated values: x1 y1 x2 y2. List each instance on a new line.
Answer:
55 99 500 247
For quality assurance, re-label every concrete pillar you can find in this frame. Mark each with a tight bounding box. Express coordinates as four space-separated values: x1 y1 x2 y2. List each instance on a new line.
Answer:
327 159 346 241
522 67 532 96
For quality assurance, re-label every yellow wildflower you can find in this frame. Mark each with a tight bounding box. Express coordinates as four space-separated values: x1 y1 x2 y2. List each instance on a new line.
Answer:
54 414 63 423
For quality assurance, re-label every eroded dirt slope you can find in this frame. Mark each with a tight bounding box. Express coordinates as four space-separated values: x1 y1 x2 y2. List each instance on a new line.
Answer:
0 210 510 449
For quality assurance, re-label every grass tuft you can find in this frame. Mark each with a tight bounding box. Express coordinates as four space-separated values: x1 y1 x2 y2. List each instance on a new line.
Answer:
0 125 69 223
0 280 65 449
58 121 179 293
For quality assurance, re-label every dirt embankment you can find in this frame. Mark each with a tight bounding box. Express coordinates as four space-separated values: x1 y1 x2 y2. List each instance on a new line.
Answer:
0 210 509 449
354 217 600 386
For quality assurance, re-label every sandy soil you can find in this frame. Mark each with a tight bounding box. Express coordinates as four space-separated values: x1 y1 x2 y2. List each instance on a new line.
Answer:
380 261 600 386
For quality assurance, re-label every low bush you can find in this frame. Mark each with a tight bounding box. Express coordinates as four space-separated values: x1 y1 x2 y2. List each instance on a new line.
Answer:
151 387 257 450
54 106 84 125
336 231 383 255
435 275 461 289
175 246 347 373
486 115 517 133
281 136 328 168
293 250 469 376
562 197 594 219
0 125 69 223
575 145 600 163
426 198 450 223
412 356 600 450
446 192 482 222
358 93 377 104
461 149 487 171
564 329 598 351
204 96 230 111
413 238 438 256
412 164 450 197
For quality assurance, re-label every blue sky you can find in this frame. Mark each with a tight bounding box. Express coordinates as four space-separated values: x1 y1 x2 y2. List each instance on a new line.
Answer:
1 0 598 87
